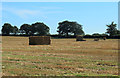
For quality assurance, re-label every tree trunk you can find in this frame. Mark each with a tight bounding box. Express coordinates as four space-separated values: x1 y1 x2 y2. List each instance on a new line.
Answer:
74 33 76 36
66 32 68 37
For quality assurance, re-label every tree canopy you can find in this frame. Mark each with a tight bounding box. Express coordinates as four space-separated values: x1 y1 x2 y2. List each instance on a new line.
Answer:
2 23 14 35
57 20 84 36
106 22 117 36
20 24 31 35
1 22 50 36
1 21 120 38
12 26 19 35
19 22 50 36
31 22 50 36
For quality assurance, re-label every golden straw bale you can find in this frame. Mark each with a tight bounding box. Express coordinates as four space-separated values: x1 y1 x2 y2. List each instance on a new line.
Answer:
94 38 99 41
103 37 106 40
29 36 51 45
99 37 106 40
76 35 86 41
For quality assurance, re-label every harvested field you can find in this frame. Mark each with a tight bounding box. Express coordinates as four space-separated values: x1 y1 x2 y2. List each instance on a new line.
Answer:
2 36 118 76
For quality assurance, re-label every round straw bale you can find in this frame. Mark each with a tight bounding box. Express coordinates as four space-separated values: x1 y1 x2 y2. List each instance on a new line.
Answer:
94 38 99 41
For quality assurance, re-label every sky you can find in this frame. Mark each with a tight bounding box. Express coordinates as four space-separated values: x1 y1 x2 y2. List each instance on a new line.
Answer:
1 2 118 35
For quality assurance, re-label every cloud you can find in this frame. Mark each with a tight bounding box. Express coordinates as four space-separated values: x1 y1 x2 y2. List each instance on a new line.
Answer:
2 6 64 19
3 7 44 19
15 9 42 18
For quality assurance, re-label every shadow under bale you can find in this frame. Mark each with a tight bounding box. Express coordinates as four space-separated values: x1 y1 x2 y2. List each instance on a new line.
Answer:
29 36 51 45
76 35 86 41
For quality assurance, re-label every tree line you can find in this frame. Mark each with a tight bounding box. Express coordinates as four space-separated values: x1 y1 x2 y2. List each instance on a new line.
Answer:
1 22 50 36
1 20 120 37
89 22 120 37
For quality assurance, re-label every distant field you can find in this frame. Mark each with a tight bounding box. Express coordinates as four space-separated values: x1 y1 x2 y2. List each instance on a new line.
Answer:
2 36 118 76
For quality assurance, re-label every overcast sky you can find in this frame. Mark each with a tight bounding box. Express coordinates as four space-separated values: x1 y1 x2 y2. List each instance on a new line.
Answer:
1 2 118 34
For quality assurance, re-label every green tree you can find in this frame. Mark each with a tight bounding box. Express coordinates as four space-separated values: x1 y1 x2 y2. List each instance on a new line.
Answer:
117 30 120 34
71 22 84 36
57 20 84 37
31 23 38 35
92 33 101 36
85 34 91 36
20 24 31 35
101 33 108 37
1 23 13 35
57 21 70 36
106 22 117 36
31 22 50 36
12 26 19 35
